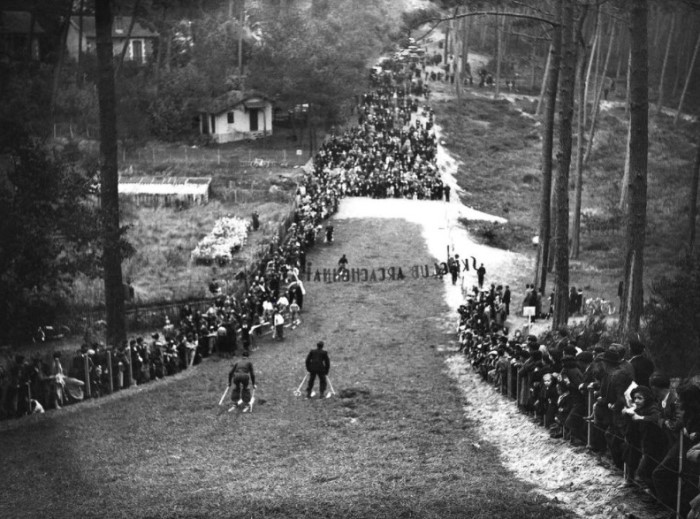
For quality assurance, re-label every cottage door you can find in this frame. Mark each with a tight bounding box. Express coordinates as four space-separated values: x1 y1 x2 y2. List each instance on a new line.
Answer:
249 109 259 131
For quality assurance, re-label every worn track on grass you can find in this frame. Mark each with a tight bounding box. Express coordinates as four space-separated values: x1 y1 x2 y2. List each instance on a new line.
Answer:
0 216 570 519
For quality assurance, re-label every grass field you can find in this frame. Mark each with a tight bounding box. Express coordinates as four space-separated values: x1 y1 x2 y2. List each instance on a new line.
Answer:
431 84 699 305
0 217 571 519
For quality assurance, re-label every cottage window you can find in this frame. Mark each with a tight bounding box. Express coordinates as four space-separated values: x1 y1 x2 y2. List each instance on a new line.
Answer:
131 39 144 63
227 112 234 124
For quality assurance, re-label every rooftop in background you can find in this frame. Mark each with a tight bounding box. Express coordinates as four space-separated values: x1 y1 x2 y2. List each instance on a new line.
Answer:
70 15 158 39
0 11 45 34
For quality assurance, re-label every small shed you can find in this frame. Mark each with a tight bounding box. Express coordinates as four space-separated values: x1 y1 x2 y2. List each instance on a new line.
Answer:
119 177 212 207
199 90 273 143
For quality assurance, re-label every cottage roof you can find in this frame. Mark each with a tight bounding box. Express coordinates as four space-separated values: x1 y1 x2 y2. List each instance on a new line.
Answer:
204 90 273 115
70 15 158 39
0 11 45 34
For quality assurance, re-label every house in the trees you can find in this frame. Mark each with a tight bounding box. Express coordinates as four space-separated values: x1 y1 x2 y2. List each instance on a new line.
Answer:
199 91 274 143
0 11 45 62
66 15 158 64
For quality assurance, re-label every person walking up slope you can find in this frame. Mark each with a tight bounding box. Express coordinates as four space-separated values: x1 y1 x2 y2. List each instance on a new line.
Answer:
306 341 330 398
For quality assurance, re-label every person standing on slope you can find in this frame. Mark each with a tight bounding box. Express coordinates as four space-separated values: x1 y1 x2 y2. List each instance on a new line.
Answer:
306 341 330 398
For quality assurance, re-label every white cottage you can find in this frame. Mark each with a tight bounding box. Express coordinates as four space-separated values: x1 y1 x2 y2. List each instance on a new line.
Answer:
200 91 273 143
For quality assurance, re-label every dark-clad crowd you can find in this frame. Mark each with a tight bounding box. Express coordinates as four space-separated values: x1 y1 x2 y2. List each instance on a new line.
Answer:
0 55 446 422
458 290 700 517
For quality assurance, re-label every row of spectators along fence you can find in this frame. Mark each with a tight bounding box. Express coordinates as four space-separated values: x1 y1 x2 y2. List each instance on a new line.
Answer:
458 291 700 518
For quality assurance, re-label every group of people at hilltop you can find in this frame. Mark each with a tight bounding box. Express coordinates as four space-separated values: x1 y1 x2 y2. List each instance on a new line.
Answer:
307 69 448 203
458 290 700 517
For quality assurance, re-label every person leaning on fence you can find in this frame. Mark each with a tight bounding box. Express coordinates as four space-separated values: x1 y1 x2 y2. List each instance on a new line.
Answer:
597 349 634 470
622 385 668 493
652 383 700 517
559 345 586 444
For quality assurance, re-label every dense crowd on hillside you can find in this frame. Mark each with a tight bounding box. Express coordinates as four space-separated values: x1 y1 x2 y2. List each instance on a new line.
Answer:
0 56 448 420
457 287 700 517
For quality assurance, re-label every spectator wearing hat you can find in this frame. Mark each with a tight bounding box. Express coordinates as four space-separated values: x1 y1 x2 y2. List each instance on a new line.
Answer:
653 383 700 516
560 346 586 444
597 349 634 469
306 341 330 398
622 385 667 493
629 340 655 388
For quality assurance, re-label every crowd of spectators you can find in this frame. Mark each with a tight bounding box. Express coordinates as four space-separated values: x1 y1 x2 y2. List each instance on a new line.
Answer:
0 55 445 421
458 289 700 517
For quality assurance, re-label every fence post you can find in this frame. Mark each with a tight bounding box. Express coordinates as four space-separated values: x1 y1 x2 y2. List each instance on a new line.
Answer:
507 363 513 398
26 382 32 415
587 386 594 449
83 354 91 399
515 366 520 405
107 350 114 394
127 346 134 387
677 431 684 519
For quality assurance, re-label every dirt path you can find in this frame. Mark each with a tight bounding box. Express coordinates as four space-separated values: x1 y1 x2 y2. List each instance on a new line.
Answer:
332 118 666 518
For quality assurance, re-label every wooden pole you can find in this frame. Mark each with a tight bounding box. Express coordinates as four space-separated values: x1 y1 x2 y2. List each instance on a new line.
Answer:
83 354 91 398
107 350 114 394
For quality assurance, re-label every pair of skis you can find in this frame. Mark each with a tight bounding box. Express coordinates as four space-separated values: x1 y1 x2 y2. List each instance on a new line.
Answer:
218 385 256 413
293 374 336 398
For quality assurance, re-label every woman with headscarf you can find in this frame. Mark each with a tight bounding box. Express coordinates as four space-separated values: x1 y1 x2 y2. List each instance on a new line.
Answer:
622 385 666 492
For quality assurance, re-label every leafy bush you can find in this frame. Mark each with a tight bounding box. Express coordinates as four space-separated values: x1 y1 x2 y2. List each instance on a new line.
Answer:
458 218 531 250
643 259 700 377
149 64 210 141
540 316 619 351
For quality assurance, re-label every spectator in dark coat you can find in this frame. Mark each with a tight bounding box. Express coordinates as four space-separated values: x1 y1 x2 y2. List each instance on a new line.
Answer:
653 383 700 516
629 340 655 388
622 385 667 493
306 341 331 398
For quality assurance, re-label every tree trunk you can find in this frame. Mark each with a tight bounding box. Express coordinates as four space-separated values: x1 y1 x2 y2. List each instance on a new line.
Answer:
536 43 553 116
239 0 245 79
551 0 576 331
530 44 538 91
583 8 600 128
534 1 562 294
461 12 470 84
95 0 127 348
571 31 588 259
24 10 36 67
583 22 616 165
656 13 675 115
443 23 450 65
77 0 85 84
494 11 503 99
116 0 141 76
619 0 649 340
674 32 700 127
50 3 74 117
689 135 700 256
165 24 172 72
615 29 625 84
